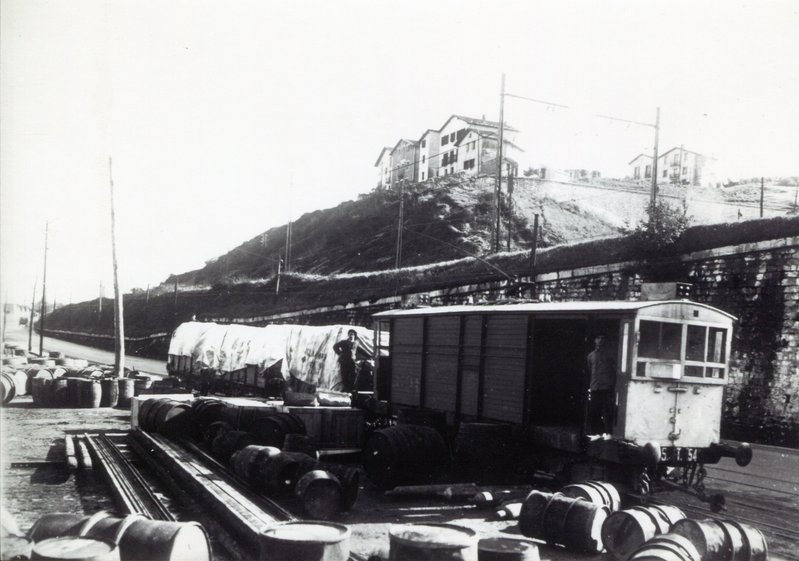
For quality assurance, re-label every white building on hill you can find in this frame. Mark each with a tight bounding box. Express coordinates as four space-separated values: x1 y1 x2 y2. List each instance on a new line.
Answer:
376 114 522 190
628 147 719 187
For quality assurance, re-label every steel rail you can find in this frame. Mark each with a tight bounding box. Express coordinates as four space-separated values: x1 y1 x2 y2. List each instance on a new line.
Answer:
98 432 176 521
82 433 147 516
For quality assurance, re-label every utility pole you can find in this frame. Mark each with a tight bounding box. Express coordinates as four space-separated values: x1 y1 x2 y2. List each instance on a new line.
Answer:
506 163 514 252
28 280 36 352
395 178 405 269
760 177 764 218
109 157 125 377
284 218 292 273
98 282 103 316
495 73 506 253
39 221 48 356
528 213 540 300
650 107 661 210
275 254 282 296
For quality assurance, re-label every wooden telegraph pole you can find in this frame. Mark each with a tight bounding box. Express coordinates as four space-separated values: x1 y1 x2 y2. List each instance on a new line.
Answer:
109 158 125 377
28 280 36 352
39 222 48 356
650 107 661 210
495 73 506 253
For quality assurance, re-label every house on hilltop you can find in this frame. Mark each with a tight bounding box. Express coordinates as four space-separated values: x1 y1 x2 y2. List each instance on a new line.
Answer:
376 114 522 189
628 147 718 186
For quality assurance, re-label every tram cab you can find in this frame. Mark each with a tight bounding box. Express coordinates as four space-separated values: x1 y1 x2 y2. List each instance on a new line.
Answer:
372 291 743 472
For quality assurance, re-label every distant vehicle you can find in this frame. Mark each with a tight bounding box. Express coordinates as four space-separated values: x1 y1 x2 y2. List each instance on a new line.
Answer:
18 317 28 326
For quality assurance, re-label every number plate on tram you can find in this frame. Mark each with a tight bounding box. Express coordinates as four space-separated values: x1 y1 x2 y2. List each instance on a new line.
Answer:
660 447 698 463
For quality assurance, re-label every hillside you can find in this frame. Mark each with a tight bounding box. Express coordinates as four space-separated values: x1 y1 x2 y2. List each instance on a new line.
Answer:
164 174 620 290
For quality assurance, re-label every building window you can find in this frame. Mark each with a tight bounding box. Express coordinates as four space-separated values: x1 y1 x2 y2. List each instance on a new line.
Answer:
450 132 455 142
645 165 652 178
663 169 667 178
421 139 426 148
422 172 425 180
452 150 457 162
682 167 688 175
442 136 449 146
450 166 454 174
443 153 449 166
464 159 475 170
422 155 426 163
634 166 640 179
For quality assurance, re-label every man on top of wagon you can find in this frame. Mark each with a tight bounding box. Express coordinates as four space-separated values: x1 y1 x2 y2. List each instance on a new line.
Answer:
587 334 617 437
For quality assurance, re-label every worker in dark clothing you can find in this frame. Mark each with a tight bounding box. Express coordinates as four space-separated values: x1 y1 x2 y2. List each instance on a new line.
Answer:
587 334 617 436
333 329 359 393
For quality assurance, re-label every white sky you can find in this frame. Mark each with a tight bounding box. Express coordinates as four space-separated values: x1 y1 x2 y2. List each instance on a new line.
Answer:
2 0 798 305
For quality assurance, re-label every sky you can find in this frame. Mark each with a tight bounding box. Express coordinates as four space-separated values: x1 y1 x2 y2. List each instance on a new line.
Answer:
1 0 798 306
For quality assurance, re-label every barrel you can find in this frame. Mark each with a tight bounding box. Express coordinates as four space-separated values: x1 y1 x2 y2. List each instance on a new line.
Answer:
79 368 105 379
560 481 621 512
454 422 515 483
477 537 539 561
603 507 667 561
670 519 729 561
51 378 70 407
153 401 194 437
284 433 318 458
725 520 768 561
259 521 350 561
138 398 172 430
12 370 28 397
629 533 702 561
249 413 306 448
201 421 233 447
116 379 135 408
210 430 255 464
192 399 234 429
237 405 279 431
27 512 211 561
260 451 317 497
231 445 281 481
363 425 450 489
388 523 478 561
541 493 607 553
1 372 16 404
519 491 552 539
31 536 120 561
133 376 153 395
31 376 54 407
296 470 344 520
100 379 119 408
322 463 360 511
79 379 102 408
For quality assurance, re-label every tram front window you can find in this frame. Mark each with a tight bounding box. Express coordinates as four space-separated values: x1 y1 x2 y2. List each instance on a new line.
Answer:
638 320 681 360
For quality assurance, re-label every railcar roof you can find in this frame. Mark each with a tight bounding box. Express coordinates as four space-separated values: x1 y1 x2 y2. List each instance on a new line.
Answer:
373 300 736 320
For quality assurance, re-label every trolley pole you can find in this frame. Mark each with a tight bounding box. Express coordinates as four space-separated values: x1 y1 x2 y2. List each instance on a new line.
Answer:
28 280 36 353
529 213 539 300
395 178 405 269
494 73 506 253
760 177 764 218
506 163 514 252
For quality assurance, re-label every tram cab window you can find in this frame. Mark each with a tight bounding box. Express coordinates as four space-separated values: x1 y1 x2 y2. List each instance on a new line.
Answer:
638 320 681 360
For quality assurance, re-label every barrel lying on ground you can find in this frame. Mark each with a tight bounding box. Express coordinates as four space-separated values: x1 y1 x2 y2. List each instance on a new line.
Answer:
560 481 621 512
477 537 539 561
671 517 767 561
629 533 702 561
601 505 686 561
295 470 344 520
27 512 212 561
519 491 608 554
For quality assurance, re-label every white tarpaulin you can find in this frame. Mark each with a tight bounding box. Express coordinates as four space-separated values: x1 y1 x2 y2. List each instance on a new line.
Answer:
167 321 374 390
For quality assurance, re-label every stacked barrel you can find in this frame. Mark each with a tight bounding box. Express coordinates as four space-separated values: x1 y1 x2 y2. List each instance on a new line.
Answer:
188 397 362 519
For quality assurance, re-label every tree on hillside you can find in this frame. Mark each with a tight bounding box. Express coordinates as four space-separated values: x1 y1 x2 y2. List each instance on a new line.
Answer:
629 198 692 254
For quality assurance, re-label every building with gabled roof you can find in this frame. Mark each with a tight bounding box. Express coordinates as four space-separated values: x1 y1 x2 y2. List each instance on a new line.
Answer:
628 147 718 186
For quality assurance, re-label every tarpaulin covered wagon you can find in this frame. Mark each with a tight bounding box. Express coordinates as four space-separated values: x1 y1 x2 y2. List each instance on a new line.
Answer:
167 322 374 392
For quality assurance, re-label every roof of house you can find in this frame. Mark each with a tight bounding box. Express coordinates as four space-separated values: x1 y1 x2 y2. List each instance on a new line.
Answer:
439 114 519 134
389 138 419 155
455 128 524 152
628 147 705 166
374 146 393 167
417 129 440 142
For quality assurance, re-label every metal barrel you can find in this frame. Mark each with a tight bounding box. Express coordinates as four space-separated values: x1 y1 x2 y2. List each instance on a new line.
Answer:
249 413 306 448
99 378 119 408
295 470 344 520
201 421 233 447
518 490 552 540
259 521 350 561
153 401 194 437
388 523 477 561
77 379 102 408
602 508 664 561
561 481 621 512
283 433 318 458
210 430 255 464
477 537 539 561
230 445 281 482
542 493 607 553
116 379 135 408
363 425 449 489
629 533 702 561
670 519 728 561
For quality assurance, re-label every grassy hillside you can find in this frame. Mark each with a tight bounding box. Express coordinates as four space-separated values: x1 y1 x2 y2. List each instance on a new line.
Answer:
165 174 619 289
